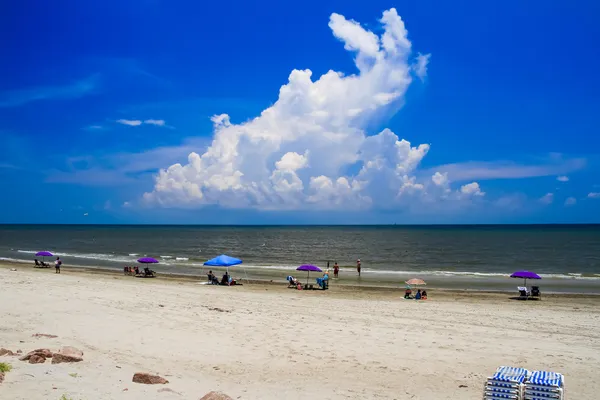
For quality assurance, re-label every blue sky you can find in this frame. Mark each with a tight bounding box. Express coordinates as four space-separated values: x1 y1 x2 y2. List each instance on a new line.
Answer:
1 0 599 224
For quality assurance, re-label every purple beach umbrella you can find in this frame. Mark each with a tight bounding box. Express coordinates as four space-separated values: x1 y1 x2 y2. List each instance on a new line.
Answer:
35 251 54 262
510 270 541 286
137 257 159 264
297 264 322 285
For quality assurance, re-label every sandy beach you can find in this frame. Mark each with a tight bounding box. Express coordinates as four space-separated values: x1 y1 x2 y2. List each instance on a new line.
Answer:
1 264 600 399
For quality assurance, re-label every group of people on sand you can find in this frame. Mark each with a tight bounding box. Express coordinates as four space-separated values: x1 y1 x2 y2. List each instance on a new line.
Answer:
207 270 239 286
287 270 330 290
123 265 155 277
285 258 363 291
404 288 427 300
34 257 62 273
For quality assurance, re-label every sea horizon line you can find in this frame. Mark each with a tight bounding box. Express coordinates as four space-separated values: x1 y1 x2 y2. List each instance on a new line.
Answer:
1 223 600 228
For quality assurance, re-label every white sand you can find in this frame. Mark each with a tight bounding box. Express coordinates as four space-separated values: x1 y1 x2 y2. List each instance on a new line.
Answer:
1 266 599 399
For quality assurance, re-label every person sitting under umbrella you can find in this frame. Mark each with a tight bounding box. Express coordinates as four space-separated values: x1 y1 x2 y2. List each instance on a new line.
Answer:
415 289 422 300
207 270 219 285
421 290 428 300
35 259 49 267
220 272 229 285
404 287 412 299
219 272 240 286
287 275 300 287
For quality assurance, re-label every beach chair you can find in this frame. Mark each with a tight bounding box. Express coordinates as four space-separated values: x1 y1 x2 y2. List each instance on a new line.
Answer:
524 370 564 400
530 286 541 299
141 267 156 278
287 276 298 288
316 276 329 290
483 366 529 400
517 287 529 300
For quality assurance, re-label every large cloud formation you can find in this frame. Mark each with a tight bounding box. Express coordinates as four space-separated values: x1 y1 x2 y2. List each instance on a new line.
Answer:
144 8 482 210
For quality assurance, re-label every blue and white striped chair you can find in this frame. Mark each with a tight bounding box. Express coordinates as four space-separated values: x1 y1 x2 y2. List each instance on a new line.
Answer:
524 370 564 400
483 366 530 400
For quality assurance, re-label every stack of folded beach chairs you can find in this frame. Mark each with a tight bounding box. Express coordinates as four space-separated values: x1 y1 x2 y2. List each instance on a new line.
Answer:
483 366 529 399
524 370 565 400
483 367 565 400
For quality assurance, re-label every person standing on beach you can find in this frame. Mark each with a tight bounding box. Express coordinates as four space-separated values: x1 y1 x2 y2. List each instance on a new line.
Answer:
356 259 361 277
55 257 62 274
333 262 339 278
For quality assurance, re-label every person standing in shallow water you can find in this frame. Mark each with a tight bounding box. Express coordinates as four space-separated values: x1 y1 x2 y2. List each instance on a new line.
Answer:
356 259 361 277
55 257 62 274
333 262 339 278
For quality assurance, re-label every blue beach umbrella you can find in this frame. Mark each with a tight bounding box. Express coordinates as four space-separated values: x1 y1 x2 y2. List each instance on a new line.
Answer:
204 254 242 276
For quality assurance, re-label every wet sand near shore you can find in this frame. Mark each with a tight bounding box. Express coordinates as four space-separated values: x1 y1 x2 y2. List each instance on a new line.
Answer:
3 259 600 295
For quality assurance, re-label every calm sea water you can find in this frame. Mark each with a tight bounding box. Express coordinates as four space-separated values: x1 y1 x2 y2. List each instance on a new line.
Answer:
1 225 599 292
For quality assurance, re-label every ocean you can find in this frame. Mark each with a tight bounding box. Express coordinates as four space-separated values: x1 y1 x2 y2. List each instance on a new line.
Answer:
1 224 599 293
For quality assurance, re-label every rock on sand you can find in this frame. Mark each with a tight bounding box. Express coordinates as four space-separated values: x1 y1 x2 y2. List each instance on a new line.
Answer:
132 373 169 384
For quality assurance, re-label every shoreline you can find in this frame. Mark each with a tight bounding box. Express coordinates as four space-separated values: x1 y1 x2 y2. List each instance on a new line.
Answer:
2 260 600 297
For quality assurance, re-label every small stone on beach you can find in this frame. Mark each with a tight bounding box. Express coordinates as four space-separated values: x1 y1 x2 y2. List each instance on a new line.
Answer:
132 372 169 385
57 346 83 359
0 348 16 356
52 353 83 364
20 348 53 361
29 355 46 364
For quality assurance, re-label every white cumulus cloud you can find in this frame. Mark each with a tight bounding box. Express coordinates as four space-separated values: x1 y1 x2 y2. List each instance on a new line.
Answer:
144 9 480 211
556 175 569 182
587 192 600 199
117 119 143 126
460 182 485 197
144 119 166 126
117 119 167 127
412 53 431 81
432 172 448 187
565 197 577 206
539 193 554 205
